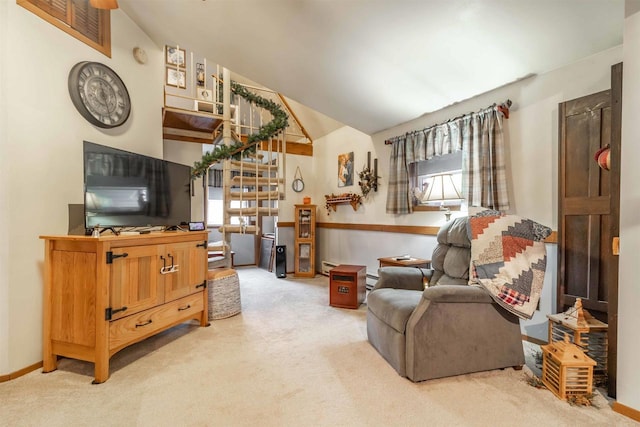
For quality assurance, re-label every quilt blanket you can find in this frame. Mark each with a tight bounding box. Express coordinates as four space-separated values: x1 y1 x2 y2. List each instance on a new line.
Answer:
468 210 551 320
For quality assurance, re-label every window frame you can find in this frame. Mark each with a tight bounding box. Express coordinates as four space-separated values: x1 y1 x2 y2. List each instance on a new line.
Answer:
410 152 464 213
207 186 251 227
17 0 112 57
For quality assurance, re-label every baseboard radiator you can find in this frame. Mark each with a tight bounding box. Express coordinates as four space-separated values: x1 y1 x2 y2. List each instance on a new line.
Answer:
321 260 339 276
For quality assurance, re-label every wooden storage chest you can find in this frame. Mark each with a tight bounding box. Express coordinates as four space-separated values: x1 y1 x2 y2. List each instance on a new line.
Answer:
40 232 209 383
329 264 366 309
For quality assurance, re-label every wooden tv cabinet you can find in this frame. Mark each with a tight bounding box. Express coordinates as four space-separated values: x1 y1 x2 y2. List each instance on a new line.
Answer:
40 231 209 383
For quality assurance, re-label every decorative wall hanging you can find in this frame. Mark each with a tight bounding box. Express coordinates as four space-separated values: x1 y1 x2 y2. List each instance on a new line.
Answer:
191 81 289 179
196 63 205 87
594 145 610 171
165 45 185 67
324 193 362 214
338 152 354 187
68 61 131 128
166 67 186 88
197 88 213 101
358 151 379 198
292 166 305 192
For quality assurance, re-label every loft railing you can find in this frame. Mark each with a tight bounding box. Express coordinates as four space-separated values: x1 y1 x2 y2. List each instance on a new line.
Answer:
163 61 311 146
231 82 311 145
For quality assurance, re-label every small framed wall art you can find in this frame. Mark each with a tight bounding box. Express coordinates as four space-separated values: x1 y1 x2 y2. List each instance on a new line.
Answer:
338 151 354 187
196 62 205 87
165 45 186 67
197 88 213 101
166 67 186 89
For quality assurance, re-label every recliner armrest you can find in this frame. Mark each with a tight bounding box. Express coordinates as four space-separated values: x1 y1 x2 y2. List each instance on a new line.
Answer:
373 266 432 291
422 284 494 304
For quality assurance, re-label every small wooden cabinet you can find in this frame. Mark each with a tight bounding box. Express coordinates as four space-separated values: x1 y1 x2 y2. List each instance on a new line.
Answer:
294 204 316 277
330 265 366 309
40 232 209 383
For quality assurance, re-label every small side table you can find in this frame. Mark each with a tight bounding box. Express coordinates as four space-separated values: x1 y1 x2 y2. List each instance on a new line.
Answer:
207 268 241 320
378 256 430 269
330 264 366 309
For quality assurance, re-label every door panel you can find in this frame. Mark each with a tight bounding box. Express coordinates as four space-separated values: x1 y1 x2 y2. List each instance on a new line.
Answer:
563 215 589 298
558 62 622 398
109 245 162 321
162 241 207 302
607 62 622 398
558 89 611 318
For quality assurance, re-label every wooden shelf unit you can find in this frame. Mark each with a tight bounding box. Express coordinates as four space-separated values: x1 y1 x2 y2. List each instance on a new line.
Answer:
294 204 316 277
324 194 361 212
40 232 209 383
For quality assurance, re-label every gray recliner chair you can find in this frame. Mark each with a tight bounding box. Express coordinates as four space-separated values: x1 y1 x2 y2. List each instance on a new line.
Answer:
366 216 525 382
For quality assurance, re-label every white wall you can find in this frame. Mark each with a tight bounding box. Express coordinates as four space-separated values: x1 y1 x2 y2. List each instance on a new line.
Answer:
276 151 314 270
617 8 640 414
310 126 454 275
375 48 622 229
0 0 9 376
163 140 205 222
307 46 622 343
278 150 316 222
1 4 162 374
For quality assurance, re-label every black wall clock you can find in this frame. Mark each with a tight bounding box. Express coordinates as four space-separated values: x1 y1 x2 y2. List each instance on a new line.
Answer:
292 178 304 192
292 166 305 192
68 61 131 128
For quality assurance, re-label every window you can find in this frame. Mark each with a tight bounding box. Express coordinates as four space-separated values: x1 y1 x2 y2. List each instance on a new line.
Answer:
207 191 250 227
207 187 224 226
18 0 111 57
207 171 250 227
410 152 464 211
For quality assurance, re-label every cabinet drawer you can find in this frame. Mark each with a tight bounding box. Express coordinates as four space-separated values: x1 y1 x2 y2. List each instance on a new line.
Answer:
109 292 204 354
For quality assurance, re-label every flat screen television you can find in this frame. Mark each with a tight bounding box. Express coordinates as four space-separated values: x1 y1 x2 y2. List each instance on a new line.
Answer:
83 141 191 229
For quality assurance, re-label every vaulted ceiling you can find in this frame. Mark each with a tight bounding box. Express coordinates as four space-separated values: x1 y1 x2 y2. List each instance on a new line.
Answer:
120 0 624 136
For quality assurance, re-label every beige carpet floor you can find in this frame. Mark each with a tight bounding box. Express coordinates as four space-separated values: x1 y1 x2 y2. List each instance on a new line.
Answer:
1 267 637 427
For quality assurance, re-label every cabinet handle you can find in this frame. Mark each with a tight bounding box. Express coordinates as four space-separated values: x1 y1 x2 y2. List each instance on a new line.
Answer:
196 241 207 248
135 320 153 328
159 255 179 274
160 264 180 275
178 304 191 311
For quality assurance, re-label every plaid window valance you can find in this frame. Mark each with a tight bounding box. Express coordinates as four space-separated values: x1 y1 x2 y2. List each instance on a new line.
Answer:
385 104 509 214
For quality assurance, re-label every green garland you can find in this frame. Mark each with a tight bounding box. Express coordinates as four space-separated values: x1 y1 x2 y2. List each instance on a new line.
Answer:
191 81 289 179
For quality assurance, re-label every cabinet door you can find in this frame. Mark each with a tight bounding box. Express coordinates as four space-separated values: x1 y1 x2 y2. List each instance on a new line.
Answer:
296 243 313 274
294 205 316 277
109 245 162 321
295 207 315 239
162 241 207 302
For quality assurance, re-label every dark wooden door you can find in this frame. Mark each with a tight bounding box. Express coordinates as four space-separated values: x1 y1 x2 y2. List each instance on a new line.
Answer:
557 62 622 398
558 89 612 317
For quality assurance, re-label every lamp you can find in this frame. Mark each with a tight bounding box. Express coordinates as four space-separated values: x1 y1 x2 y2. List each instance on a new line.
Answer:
89 0 119 10
416 172 463 221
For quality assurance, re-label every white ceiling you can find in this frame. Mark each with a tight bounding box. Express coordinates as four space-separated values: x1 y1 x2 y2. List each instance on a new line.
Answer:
120 0 624 136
